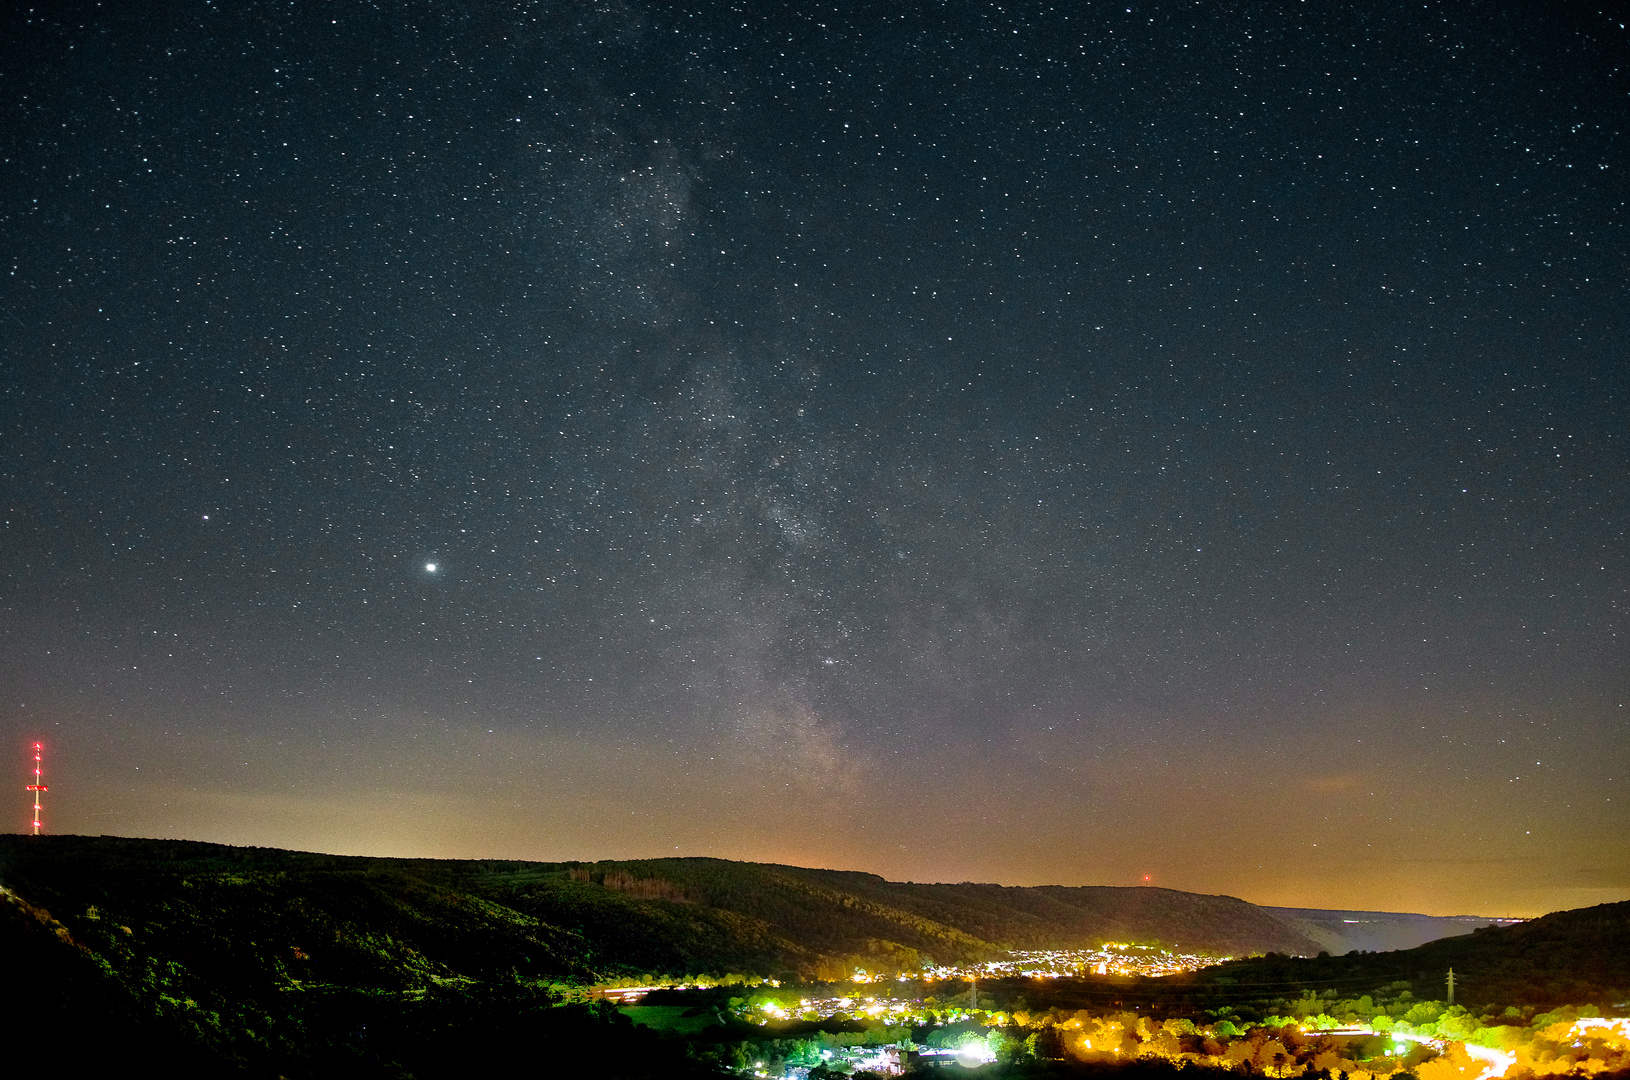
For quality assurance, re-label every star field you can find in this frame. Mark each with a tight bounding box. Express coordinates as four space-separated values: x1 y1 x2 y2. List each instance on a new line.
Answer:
2 2 1626 915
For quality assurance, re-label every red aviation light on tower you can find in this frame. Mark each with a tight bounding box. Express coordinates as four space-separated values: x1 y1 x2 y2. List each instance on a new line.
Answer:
25 741 47 835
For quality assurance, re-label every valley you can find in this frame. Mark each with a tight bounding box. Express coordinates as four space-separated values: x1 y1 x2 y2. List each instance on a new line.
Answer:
2 835 1625 1079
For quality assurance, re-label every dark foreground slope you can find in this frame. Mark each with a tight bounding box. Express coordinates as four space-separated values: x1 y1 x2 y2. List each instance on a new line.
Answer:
0 835 671 1077
0 872 710 1080
1184 900 1630 1010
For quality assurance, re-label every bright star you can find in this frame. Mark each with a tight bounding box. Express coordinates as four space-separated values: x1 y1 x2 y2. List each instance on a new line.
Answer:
425 562 437 572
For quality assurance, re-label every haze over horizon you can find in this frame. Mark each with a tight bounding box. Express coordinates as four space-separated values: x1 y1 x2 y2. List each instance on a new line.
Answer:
2 2 1625 920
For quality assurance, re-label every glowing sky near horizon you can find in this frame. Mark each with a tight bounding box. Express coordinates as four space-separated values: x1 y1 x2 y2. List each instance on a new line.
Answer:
2 2 1625 918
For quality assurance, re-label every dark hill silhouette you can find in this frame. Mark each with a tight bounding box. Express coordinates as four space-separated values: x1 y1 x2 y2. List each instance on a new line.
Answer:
1261 905 1520 953
0 835 1319 988
1185 899 1630 1009
0 834 1318 1074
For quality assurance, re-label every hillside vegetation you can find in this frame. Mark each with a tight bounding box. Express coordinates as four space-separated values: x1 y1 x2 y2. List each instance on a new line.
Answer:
2 836 1625 1077
0 835 1321 988
1185 900 1630 1011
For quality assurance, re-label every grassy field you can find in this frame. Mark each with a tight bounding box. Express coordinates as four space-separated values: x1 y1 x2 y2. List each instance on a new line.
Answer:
620 1004 726 1033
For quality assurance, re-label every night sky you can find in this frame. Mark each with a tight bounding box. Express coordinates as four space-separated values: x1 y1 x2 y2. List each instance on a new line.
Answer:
3 2 1625 917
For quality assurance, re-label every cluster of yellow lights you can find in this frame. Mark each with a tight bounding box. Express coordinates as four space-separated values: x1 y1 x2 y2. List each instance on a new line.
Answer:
904 945 1223 984
738 1000 1630 1080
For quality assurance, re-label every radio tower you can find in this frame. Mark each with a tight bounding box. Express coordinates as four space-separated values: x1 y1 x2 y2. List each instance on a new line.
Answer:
26 741 47 834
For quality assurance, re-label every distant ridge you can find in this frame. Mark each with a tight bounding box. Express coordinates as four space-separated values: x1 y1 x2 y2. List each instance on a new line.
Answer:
1195 899 1630 1008
1261 905 1521 954
0 835 1319 986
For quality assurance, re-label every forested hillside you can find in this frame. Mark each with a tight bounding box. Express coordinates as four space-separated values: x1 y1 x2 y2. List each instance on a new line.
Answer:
0 836 1321 988
0 835 1320 1074
1188 900 1630 1009
2 836 1624 1077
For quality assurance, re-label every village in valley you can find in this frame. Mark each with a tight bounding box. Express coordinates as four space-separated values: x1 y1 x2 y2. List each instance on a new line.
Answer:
593 945 1630 1080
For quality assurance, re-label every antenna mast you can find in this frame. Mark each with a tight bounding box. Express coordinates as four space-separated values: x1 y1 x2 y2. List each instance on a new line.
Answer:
26 741 47 834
